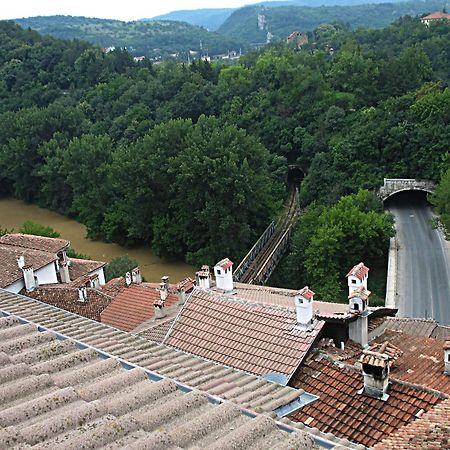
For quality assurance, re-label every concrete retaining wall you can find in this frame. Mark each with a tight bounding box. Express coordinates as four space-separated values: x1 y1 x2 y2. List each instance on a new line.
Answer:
385 237 398 308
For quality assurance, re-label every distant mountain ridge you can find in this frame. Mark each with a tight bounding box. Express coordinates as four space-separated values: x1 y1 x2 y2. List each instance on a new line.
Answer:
145 0 414 30
13 16 241 59
218 0 444 44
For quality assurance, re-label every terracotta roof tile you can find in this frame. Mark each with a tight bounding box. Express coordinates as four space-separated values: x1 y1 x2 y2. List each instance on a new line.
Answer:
69 258 106 281
0 233 69 253
346 262 369 280
100 284 178 332
422 11 450 20
290 355 445 447
165 288 324 379
0 244 57 288
375 397 450 449
386 317 437 337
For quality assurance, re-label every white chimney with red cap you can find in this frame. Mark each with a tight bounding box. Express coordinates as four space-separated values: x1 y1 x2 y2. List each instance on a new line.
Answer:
294 286 315 330
214 258 234 291
347 262 369 296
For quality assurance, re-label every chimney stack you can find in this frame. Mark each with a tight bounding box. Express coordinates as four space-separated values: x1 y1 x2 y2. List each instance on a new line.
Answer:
349 285 370 313
196 270 210 290
60 260 71 284
22 265 36 292
444 342 450 375
359 350 390 400
294 286 315 331
214 258 234 292
159 280 168 301
17 255 25 269
346 262 369 296
177 277 194 305
125 272 132 286
77 287 87 303
348 285 371 347
132 267 142 284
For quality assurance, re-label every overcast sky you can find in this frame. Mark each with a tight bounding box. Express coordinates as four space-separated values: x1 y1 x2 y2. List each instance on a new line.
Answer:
1 1 270 21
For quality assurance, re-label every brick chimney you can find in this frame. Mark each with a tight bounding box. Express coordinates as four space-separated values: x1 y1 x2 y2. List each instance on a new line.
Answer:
444 341 450 375
196 270 210 289
131 267 142 284
347 262 369 296
214 258 234 291
359 350 390 400
294 286 315 331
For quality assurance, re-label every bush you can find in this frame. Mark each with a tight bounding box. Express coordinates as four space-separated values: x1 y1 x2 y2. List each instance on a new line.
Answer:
19 220 61 238
105 255 138 282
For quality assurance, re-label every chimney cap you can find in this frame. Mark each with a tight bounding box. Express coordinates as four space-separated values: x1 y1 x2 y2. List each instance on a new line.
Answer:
296 286 315 300
346 262 369 280
444 341 450 351
360 350 389 368
348 285 371 300
215 258 233 270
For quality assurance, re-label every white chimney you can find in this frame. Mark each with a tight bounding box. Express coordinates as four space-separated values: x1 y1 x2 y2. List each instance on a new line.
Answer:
177 277 194 305
125 272 132 286
359 351 390 400
294 286 315 330
77 287 87 302
214 258 234 291
132 267 142 284
159 281 168 301
348 285 371 313
154 298 167 319
346 262 369 296
444 342 450 375
60 260 71 284
196 270 210 289
17 255 25 269
22 266 36 292
161 275 169 290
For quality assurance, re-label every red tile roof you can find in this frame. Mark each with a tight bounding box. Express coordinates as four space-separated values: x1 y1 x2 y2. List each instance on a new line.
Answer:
345 329 450 394
290 355 445 447
346 262 369 280
0 233 69 254
375 397 450 449
298 286 314 300
100 284 178 332
165 288 325 379
422 11 450 20
216 258 233 270
69 258 106 281
0 244 57 288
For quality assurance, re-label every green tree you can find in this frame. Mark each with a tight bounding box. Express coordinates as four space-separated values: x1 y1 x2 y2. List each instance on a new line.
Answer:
19 220 61 238
431 166 450 238
105 255 138 281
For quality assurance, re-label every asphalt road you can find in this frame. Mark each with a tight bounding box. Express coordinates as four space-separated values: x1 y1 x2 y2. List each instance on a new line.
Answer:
386 191 450 325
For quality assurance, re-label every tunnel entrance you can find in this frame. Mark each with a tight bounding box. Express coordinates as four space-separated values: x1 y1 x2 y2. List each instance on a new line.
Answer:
384 190 431 209
288 166 305 188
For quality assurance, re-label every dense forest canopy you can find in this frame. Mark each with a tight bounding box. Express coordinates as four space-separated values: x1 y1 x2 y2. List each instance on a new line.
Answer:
218 0 446 44
14 16 241 60
0 16 449 300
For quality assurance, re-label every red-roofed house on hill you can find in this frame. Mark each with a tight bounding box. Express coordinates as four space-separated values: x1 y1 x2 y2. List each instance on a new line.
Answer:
421 11 450 26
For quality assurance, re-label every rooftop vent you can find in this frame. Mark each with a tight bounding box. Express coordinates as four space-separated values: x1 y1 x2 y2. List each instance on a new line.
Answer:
214 258 234 292
444 341 450 375
346 262 369 296
131 267 142 284
196 270 210 290
359 350 390 400
294 286 315 331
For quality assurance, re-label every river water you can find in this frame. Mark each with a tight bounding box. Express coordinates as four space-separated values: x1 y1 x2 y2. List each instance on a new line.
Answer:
0 198 194 283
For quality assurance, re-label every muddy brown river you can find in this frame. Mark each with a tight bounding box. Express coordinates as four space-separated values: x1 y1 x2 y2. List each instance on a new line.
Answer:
0 198 194 282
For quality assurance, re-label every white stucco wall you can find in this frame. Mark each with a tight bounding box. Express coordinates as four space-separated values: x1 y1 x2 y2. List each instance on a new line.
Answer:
35 262 58 285
90 267 106 286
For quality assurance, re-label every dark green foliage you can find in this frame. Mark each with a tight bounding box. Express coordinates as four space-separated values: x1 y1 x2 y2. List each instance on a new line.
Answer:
66 247 91 260
275 190 394 301
19 220 61 238
431 166 450 238
218 0 445 45
0 15 449 281
105 255 138 281
0 226 13 236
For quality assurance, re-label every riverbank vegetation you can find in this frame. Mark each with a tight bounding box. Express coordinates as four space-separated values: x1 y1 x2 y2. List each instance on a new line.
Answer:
0 17 449 297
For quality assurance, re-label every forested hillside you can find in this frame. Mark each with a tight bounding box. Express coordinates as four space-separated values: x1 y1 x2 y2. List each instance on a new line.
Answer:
14 16 240 59
0 17 448 301
219 0 445 44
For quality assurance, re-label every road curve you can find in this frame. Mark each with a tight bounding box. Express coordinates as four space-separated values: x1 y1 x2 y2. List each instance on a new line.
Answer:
386 191 450 325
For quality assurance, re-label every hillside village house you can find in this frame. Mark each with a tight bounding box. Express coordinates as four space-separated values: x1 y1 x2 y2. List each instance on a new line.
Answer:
0 233 106 293
421 11 450 26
